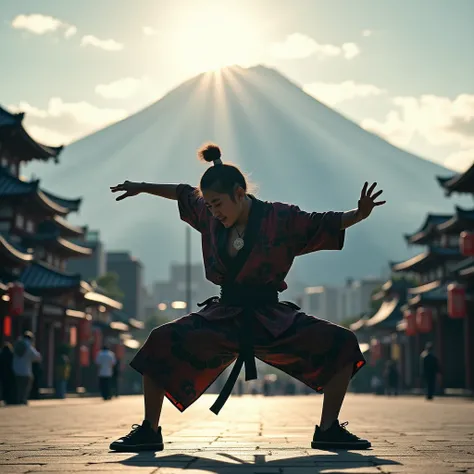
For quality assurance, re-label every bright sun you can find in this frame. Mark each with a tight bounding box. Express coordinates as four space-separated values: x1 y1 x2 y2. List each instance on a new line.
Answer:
170 6 261 74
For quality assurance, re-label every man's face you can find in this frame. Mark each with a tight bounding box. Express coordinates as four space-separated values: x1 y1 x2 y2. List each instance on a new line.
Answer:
203 189 242 228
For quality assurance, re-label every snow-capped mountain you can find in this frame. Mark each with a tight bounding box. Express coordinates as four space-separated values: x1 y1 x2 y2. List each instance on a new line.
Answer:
25 65 468 290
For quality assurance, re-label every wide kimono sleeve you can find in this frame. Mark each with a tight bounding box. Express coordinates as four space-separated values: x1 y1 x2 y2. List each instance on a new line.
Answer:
285 204 346 256
176 184 210 232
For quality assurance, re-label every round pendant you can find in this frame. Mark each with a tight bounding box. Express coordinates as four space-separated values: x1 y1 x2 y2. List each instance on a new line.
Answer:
233 237 244 251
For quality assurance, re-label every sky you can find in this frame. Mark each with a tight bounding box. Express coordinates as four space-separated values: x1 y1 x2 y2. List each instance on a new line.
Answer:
1 0 473 171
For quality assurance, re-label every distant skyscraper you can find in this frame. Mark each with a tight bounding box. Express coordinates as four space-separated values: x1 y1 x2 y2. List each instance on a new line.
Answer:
67 229 106 281
106 251 144 319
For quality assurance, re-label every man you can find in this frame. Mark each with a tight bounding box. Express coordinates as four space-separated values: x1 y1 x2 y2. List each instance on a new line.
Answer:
95 345 116 400
12 331 42 404
420 342 440 400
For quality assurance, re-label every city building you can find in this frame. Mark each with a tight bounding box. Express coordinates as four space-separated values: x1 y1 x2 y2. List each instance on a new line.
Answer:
150 262 217 315
106 251 144 319
67 229 106 281
0 105 138 396
300 277 384 324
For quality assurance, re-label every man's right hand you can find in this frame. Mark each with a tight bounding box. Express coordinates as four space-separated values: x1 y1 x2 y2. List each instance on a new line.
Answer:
110 180 143 201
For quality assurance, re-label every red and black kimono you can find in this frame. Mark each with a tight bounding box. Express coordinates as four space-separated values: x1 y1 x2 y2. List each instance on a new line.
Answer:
130 184 365 414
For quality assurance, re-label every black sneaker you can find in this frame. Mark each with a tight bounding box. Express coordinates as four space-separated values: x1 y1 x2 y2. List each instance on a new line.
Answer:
109 420 164 452
311 420 371 450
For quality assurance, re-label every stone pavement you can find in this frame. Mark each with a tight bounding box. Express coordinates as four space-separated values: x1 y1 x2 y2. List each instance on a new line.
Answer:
0 394 473 474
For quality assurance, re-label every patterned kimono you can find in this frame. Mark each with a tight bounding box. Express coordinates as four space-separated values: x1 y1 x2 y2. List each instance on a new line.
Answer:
130 184 365 413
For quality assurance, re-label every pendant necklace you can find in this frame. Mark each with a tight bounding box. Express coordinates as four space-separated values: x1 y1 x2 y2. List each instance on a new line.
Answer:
233 226 245 251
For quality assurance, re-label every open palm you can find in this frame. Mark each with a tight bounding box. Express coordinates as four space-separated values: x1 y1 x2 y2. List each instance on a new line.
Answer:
358 182 385 219
110 180 142 201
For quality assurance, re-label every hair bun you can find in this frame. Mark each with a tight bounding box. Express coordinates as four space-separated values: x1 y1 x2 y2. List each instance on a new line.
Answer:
197 143 222 164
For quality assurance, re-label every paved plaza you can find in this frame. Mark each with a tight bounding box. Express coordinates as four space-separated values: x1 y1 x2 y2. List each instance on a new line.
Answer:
0 393 473 473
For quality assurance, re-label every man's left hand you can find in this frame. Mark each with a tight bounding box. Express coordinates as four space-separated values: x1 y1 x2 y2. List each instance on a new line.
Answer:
357 182 386 220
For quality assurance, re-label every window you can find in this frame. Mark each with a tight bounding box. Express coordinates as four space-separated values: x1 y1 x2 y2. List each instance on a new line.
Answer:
10 162 17 176
15 214 24 229
0 156 8 168
0 221 10 232
26 220 34 233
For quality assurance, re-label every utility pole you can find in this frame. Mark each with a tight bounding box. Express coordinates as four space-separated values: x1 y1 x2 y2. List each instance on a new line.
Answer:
185 226 192 311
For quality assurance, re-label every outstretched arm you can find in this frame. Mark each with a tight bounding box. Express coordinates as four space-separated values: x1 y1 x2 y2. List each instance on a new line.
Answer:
110 181 179 201
341 182 385 229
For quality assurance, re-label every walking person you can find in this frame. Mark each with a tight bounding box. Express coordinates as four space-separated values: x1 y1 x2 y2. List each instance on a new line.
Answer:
12 331 42 405
55 353 71 399
420 342 440 400
95 345 116 401
383 360 399 396
108 143 385 452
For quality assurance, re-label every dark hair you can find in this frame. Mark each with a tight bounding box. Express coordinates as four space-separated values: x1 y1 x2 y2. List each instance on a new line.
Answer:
197 143 248 200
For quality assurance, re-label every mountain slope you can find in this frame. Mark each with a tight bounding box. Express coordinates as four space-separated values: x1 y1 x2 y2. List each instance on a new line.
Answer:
26 65 468 291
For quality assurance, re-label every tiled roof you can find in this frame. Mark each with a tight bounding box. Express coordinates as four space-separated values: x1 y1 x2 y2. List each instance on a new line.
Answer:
0 233 34 263
20 262 81 294
0 106 63 161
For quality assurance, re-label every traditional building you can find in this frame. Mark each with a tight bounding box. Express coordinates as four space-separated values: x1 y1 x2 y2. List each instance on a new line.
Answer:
385 163 474 395
0 105 130 396
351 279 408 368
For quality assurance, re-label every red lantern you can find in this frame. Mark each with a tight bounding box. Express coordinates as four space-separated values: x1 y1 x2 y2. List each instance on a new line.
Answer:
114 343 125 360
416 307 433 333
78 318 91 343
404 310 417 336
447 283 466 318
79 345 90 367
3 315 12 337
7 282 24 316
69 326 77 347
91 327 102 360
460 232 474 256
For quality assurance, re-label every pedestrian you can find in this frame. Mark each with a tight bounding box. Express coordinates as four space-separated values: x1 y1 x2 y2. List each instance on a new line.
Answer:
95 345 116 401
383 360 399 396
55 353 71 399
420 342 440 400
109 143 385 452
12 331 42 404
0 342 17 405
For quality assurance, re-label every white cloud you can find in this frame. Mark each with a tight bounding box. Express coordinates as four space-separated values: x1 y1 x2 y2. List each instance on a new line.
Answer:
362 94 474 148
8 99 128 145
81 35 123 51
362 111 414 147
11 14 76 37
46 98 127 126
362 29 372 37
361 93 474 169
342 43 360 59
304 81 385 106
143 26 158 36
64 25 77 38
27 125 71 146
12 14 62 34
8 101 49 118
95 77 149 99
444 148 474 172
270 33 360 60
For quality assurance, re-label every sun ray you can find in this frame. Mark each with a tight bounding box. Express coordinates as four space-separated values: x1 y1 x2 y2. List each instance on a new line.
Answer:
168 6 261 76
